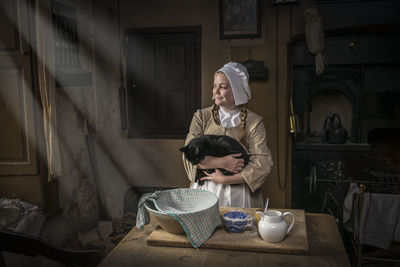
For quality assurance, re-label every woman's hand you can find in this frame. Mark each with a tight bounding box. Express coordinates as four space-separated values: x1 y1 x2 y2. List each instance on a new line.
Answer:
200 169 245 185
198 154 245 173
219 153 245 173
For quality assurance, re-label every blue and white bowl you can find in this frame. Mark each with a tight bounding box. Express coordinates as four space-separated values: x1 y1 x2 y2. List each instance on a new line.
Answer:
223 211 253 233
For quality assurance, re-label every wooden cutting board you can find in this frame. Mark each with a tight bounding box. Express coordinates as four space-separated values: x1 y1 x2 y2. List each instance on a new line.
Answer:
147 207 309 254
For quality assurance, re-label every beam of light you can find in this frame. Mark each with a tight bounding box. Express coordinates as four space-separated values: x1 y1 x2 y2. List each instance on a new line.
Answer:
1 0 183 219
0 0 145 219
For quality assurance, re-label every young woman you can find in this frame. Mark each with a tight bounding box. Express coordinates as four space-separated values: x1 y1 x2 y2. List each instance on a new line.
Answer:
182 62 273 208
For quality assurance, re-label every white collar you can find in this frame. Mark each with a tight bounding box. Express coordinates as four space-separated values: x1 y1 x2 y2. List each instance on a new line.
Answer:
218 108 240 127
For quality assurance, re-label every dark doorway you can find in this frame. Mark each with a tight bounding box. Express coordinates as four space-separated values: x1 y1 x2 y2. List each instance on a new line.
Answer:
125 26 201 139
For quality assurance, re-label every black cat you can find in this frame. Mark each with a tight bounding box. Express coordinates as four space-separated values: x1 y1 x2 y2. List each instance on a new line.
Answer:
180 135 249 185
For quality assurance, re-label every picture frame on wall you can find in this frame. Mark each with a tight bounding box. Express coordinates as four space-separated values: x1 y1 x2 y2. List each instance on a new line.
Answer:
219 0 261 39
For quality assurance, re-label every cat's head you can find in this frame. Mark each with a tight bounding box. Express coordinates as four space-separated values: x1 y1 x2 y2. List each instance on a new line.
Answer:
179 141 206 165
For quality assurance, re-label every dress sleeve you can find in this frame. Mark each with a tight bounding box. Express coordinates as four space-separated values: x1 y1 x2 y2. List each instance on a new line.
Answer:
240 118 273 192
182 109 204 183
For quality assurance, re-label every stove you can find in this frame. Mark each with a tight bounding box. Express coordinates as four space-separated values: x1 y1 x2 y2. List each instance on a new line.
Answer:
291 30 400 215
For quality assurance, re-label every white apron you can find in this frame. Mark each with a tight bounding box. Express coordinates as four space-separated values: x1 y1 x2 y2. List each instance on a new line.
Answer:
191 108 252 208
192 181 252 208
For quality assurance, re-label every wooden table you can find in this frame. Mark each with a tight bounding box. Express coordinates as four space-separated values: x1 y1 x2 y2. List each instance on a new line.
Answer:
99 213 350 267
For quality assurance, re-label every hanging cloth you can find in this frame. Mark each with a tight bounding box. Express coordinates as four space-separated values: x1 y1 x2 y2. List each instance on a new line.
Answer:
35 0 62 180
303 7 326 75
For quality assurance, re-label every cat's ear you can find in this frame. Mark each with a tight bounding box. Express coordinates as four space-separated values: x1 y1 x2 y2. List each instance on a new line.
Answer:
179 146 186 152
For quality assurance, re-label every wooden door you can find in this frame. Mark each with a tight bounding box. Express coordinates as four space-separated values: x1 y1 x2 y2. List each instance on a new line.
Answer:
0 0 46 207
125 27 201 138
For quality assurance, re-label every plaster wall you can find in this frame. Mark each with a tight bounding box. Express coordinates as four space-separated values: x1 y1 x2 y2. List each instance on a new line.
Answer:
54 0 400 222
89 0 287 219
39 0 101 246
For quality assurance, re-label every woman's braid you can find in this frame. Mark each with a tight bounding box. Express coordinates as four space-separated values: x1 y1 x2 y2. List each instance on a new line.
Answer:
238 104 248 148
212 104 221 125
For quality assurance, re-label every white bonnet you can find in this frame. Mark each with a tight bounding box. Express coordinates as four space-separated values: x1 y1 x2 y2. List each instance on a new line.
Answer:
217 62 252 106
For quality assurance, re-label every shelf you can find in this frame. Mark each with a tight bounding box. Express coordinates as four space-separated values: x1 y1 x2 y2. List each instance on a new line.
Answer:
293 142 370 152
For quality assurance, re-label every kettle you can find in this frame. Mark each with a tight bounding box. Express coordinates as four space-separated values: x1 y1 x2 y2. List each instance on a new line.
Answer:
323 113 347 144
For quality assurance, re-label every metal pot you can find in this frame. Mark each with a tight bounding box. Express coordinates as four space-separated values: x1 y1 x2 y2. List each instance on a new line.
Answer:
323 113 347 144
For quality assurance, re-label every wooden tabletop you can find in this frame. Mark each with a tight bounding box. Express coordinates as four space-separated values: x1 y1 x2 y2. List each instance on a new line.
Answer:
99 213 350 267
147 208 309 254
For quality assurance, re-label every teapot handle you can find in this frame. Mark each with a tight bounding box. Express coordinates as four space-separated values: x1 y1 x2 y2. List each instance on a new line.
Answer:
256 211 264 220
283 212 295 234
332 113 342 126
323 115 331 131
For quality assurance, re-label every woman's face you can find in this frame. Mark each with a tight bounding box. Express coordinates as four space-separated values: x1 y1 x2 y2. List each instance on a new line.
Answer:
213 72 236 110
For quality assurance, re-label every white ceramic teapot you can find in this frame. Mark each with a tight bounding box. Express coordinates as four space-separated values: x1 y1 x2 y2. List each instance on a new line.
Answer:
256 210 295 243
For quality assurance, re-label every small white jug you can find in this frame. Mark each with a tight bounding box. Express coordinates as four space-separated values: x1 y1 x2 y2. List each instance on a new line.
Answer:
256 210 295 243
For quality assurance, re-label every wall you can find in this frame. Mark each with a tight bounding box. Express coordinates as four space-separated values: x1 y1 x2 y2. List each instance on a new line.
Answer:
2 1 102 265
87 0 295 216
39 0 101 246
47 0 299 238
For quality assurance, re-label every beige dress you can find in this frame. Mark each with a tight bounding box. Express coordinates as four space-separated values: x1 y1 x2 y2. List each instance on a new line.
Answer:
182 106 273 208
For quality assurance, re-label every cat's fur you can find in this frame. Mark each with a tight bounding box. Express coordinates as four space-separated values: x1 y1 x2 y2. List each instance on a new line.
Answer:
180 135 249 185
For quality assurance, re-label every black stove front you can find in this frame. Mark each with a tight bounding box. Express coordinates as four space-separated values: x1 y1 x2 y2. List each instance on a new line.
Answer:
291 30 400 219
